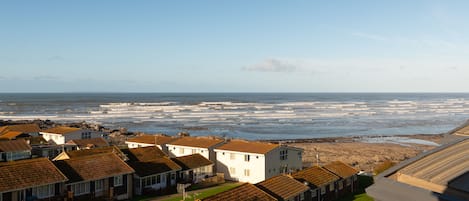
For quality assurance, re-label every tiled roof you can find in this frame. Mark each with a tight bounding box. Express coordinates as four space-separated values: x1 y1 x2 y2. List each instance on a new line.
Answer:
168 136 224 148
0 158 68 192
203 183 277 201
0 124 41 134
0 139 32 152
62 146 126 160
126 134 175 145
41 126 82 135
121 146 167 162
0 131 24 140
172 154 213 170
323 161 359 179
54 152 134 183
215 140 279 154
292 166 339 188
257 175 309 200
67 137 109 148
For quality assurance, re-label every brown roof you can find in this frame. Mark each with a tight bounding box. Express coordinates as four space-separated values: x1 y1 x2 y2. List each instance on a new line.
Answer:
122 146 167 162
53 152 134 183
257 175 309 200
41 126 82 135
203 183 277 201
292 166 340 188
122 147 180 177
63 146 126 160
0 139 32 152
67 137 109 148
0 131 24 140
323 161 359 179
215 140 279 154
0 158 68 192
172 154 213 170
126 134 175 145
168 136 224 148
0 124 41 134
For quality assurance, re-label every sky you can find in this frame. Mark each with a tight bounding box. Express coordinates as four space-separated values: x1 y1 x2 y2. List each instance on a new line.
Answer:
2 1 469 92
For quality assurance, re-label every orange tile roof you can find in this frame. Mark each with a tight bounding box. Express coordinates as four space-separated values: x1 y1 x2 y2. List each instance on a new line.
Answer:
41 126 82 135
0 124 41 134
172 154 213 170
257 175 309 200
292 166 340 188
323 161 358 179
0 158 68 192
169 136 224 148
215 139 279 154
203 183 277 201
122 147 181 177
67 137 109 148
0 139 31 152
122 146 167 162
0 131 24 140
126 134 175 145
54 152 134 183
63 145 126 160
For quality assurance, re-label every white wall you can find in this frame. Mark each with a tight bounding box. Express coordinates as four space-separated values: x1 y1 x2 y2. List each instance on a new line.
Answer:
40 130 103 145
265 146 303 179
125 142 163 151
215 149 266 183
166 145 210 160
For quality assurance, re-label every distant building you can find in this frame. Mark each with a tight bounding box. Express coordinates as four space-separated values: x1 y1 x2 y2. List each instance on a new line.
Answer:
53 145 126 161
292 166 340 201
172 153 214 184
0 139 32 162
203 183 277 201
66 137 109 150
0 124 41 140
40 126 105 145
256 174 310 201
166 136 224 163
125 134 175 153
323 161 359 197
214 139 303 183
0 158 68 201
29 136 77 159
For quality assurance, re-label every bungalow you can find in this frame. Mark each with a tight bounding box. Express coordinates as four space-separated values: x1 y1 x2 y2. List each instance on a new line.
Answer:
323 161 359 196
292 166 340 201
214 139 303 183
256 174 310 201
0 158 68 201
0 139 32 162
53 145 127 161
0 124 41 140
66 137 109 150
203 183 277 201
53 152 135 200
121 146 181 195
29 136 77 159
40 126 105 145
171 154 214 184
166 136 224 163
125 134 175 153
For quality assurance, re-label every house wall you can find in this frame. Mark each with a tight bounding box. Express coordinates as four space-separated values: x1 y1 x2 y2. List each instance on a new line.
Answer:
265 146 303 180
125 142 166 153
215 149 266 183
0 150 31 162
167 145 210 160
40 130 103 145
134 171 177 195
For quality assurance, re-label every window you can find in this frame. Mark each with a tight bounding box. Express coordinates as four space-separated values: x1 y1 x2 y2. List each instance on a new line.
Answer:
179 148 184 154
298 152 302 160
338 180 343 190
229 167 236 174
300 192 305 201
151 176 156 184
329 183 334 191
32 184 54 199
280 149 288 160
244 169 250 176
311 189 317 197
230 153 236 160
321 186 326 195
244 154 250 162
114 175 123 187
192 149 196 154
171 173 176 180
71 182 90 196
95 179 104 192
81 132 91 139
157 175 161 183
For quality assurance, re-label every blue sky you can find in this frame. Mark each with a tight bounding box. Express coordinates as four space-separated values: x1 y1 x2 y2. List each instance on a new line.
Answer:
1 1 469 92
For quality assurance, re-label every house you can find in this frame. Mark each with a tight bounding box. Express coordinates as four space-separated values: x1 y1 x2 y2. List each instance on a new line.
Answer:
121 146 181 195
0 158 68 201
323 161 359 197
292 166 340 201
29 136 77 159
40 126 106 145
53 152 135 200
0 139 32 162
66 137 109 150
0 124 41 140
214 139 303 183
166 136 224 163
203 183 277 201
171 153 214 183
125 134 175 153
256 174 310 201
366 137 469 201
53 145 127 161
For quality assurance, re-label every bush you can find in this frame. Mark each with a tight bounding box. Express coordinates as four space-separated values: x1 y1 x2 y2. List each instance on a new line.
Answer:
373 160 396 175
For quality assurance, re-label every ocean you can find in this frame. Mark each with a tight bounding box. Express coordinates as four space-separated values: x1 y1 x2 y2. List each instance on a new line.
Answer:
1 93 469 140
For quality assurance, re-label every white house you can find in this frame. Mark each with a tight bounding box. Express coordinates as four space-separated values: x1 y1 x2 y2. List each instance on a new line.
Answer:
214 139 303 183
166 136 224 164
40 126 105 145
124 134 175 153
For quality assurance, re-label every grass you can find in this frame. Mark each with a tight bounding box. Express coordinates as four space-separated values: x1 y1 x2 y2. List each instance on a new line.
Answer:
336 175 375 201
140 182 241 201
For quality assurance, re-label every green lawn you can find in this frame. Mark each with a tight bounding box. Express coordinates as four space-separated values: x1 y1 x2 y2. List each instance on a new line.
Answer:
336 175 374 201
149 183 242 201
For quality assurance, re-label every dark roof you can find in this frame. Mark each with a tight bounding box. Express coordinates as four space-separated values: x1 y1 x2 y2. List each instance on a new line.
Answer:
122 147 180 177
53 152 134 183
292 166 339 188
126 134 175 145
215 140 279 154
172 154 213 170
41 126 82 135
0 158 68 192
0 139 32 152
121 146 167 161
323 161 359 179
257 175 309 200
64 146 124 159
67 137 109 148
203 183 277 201
27 136 49 145
168 136 224 148
0 124 41 134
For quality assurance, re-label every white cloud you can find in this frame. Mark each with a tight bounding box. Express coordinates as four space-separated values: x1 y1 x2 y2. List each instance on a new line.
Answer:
242 58 298 72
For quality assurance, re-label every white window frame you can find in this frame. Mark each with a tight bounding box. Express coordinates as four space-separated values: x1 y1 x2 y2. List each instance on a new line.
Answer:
114 175 123 187
71 182 90 196
179 148 184 154
339 180 344 190
311 189 317 197
32 184 55 199
244 169 250 176
244 154 250 162
229 167 236 174
95 179 104 192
